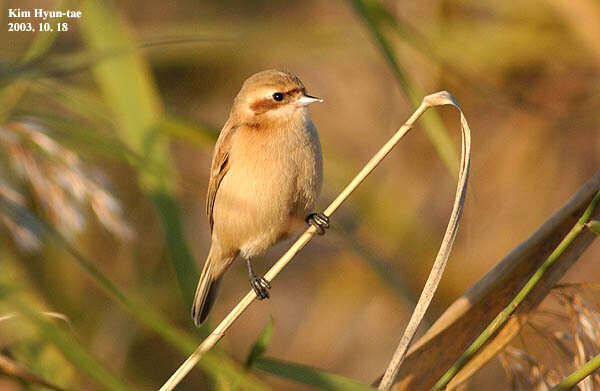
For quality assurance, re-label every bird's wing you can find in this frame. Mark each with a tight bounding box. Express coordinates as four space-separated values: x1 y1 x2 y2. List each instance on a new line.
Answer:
206 119 237 232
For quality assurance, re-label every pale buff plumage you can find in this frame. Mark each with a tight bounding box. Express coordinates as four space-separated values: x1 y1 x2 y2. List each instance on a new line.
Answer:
191 70 323 326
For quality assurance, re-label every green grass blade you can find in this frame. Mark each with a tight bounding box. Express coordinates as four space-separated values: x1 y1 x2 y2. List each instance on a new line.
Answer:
550 352 600 391
254 356 376 391
245 316 274 368
150 192 200 309
349 0 459 175
78 0 198 306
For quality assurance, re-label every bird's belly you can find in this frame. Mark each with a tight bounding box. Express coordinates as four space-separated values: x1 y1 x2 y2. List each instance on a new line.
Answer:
211 157 313 259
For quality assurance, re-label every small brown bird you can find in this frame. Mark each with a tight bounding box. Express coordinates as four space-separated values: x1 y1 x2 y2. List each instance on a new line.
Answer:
191 69 329 326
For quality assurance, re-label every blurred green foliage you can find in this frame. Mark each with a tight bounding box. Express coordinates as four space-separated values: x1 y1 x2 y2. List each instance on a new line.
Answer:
80 0 199 310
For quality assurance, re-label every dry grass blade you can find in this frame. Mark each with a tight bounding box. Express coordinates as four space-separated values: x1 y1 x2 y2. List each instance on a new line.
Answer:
158 91 466 391
499 346 556 390
386 172 600 390
0 311 73 330
432 187 600 390
377 94 471 391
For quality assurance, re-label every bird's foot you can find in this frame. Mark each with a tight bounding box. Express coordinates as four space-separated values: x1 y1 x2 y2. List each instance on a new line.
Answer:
306 212 330 235
250 275 271 300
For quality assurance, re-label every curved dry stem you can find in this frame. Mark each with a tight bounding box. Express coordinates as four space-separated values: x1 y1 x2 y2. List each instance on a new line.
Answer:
159 91 466 391
377 94 471 391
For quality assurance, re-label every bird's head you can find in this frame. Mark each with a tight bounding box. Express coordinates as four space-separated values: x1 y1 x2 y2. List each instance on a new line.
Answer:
232 69 322 123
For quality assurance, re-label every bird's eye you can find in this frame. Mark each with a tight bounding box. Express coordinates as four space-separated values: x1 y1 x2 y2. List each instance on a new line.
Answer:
272 92 284 102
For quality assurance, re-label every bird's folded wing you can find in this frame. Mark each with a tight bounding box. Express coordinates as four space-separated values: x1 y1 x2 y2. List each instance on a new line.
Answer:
206 119 237 232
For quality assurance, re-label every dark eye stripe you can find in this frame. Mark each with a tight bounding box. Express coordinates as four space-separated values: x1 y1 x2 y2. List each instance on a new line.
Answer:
249 87 304 114
250 98 280 113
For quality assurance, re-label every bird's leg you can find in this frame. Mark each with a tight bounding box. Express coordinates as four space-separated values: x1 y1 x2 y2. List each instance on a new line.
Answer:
306 212 330 235
246 258 271 300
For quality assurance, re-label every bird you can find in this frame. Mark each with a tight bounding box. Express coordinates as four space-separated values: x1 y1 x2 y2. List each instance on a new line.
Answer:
191 69 330 327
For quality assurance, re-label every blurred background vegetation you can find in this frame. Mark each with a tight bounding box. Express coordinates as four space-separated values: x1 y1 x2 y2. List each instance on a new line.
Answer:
1 0 600 390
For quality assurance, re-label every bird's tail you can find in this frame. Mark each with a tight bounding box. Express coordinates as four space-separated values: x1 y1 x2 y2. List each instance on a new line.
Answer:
191 248 222 327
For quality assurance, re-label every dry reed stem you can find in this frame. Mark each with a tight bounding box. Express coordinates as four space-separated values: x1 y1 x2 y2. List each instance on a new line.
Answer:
158 91 466 391
377 93 471 391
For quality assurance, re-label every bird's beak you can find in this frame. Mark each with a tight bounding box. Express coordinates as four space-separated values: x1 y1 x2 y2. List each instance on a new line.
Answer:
296 94 324 106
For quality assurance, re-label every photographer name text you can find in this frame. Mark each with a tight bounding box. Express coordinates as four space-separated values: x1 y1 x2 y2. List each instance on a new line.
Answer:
9 8 81 20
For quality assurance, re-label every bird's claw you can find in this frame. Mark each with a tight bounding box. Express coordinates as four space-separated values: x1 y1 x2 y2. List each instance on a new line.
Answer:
250 275 271 300
306 212 330 235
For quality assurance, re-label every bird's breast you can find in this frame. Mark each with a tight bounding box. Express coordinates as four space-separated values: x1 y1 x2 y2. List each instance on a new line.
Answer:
230 117 322 213
212 116 322 257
